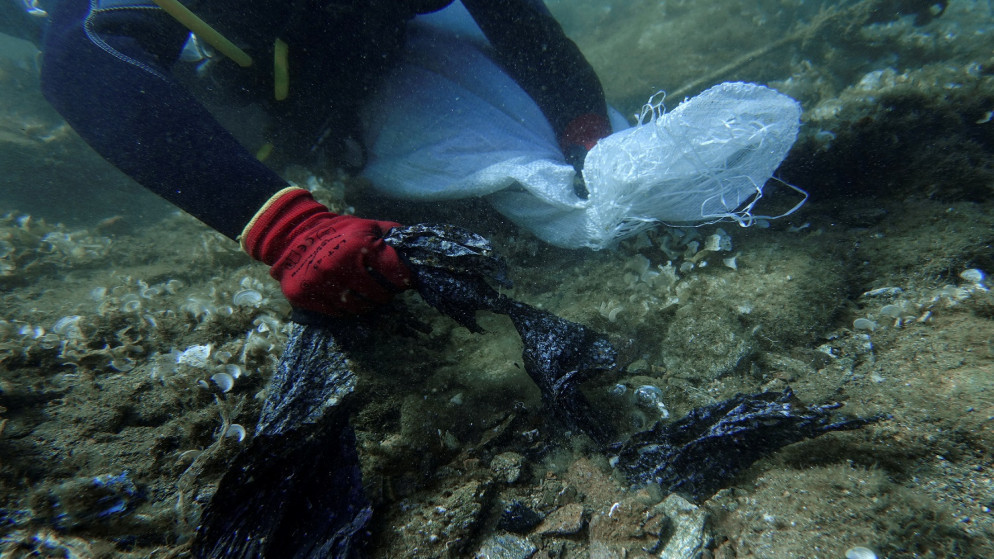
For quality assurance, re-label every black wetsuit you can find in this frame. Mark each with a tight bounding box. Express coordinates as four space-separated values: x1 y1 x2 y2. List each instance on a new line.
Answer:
35 0 607 238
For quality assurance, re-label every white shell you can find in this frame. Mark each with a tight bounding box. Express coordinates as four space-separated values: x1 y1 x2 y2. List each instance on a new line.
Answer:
36 333 61 350
960 268 985 284
164 279 184 294
224 424 247 442
143 314 158 329
254 314 282 334
211 372 235 393
852 318 877 332
233 289 264 307
177 344 212 368
110 357 136 372
140 285 162 299
880 304 904 318
120 294 142 313
845 547 877 559
52 315 82 336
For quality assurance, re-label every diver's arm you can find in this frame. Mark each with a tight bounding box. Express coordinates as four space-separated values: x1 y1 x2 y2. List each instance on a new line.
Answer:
41 0 411 316
460 0 608 145
40 0 283 239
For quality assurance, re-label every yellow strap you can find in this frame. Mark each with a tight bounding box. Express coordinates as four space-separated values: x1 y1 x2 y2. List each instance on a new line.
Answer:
273 39 289 100
238 186 305 252
151 0 253 68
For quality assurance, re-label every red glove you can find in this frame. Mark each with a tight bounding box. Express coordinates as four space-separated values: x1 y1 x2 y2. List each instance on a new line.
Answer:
559 113 612 173
559 113 612 152
241 187 411 317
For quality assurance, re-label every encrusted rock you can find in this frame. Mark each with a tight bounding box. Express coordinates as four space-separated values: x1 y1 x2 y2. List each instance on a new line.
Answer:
663 307 754 380
491 452 525 484
384 479 493 557
535 502 585 536
475 533 537 559
655 494 708 559
588 496 671 555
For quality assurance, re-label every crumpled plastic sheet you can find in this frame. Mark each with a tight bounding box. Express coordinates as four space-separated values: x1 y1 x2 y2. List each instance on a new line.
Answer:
385 224 619 443
612 388 886 503
193 323 371 559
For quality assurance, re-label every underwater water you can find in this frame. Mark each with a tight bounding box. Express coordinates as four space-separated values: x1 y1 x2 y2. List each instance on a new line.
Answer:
2 0 994 557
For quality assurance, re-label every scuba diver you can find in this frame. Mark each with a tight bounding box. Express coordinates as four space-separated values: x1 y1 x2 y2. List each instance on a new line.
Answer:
11 0 612 317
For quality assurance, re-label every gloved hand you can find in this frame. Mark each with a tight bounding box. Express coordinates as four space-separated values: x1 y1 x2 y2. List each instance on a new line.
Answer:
241 187 411 317
559 112 612 172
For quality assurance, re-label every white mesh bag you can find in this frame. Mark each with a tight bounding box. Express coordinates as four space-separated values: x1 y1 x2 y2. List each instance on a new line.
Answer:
362 4 803 249
581 83 803 235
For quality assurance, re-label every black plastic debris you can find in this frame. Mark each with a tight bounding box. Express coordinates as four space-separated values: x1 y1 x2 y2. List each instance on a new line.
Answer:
385 224 618 444
193 323 371 559
612 388 886 503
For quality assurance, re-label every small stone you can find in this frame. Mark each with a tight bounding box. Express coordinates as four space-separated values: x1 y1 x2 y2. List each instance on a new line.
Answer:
491 452 525 484
177 344 212 368
536 503 585 536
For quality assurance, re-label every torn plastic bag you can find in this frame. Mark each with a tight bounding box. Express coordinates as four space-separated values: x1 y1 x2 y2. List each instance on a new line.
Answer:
192 323 371 559
361 4 804 250
612 388 886 503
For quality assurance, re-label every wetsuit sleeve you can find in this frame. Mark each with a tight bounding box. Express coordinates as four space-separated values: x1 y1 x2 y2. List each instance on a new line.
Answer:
40 0 286 239
459 0 607 139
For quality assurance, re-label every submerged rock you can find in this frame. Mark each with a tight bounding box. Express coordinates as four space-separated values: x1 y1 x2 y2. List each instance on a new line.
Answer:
497 500 544 534
535 502 586 536
476 533 537 559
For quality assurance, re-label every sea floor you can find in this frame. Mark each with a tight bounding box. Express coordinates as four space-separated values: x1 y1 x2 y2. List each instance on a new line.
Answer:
3 1 994 557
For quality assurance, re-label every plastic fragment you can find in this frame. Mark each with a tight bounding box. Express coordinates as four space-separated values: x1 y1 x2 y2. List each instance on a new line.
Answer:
612 389 885 503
